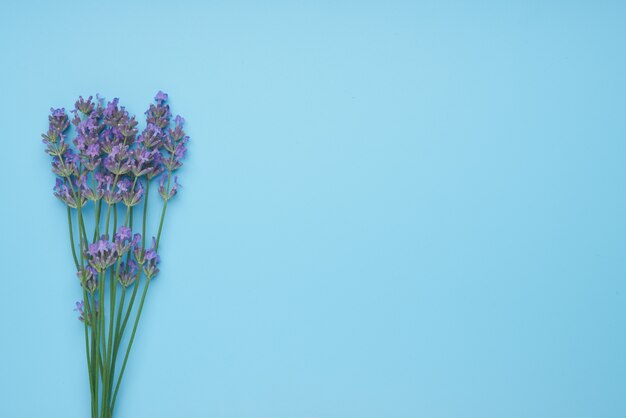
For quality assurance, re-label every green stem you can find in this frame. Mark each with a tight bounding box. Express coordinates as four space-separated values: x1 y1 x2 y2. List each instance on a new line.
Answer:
109 206 133 398
100 266 109 418
110 279 151 411
116 271 141 347
86 296 97 418
111 176 170 412
156 201 167 249
142 179 149 249
67 207 79 269
93 200 102 242
91 282 102 416
104 204 112 238
156 171 171 249
82 290 92 376
75 198 97 417
73 209 94 415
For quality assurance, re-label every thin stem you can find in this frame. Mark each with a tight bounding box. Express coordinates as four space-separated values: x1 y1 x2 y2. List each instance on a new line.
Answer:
74 196 97 417
67 207 79 268
111 279 151 410
110 206 133 397
79 206 89 246
142 179 149 249
82 290 92 377
94 272 104 417
156 171 171 249
84 294 96 404
112 176 171 412
156 202 167 249
116 271 141 347
93 200 102 242
104 204 112 238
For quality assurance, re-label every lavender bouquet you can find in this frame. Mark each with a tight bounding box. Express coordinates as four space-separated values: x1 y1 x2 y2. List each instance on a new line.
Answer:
42 92 188 418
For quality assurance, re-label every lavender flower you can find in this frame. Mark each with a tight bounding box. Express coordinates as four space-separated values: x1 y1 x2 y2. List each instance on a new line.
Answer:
48 108 70 138
43 137 70 157
43 92 188 418
146 91 171 129
114 226 133 255
51 149 79 178
143 238 160 279
158 173 180 201
102 98 138 147
130 146 161 178
77 266 98 293
74 301 86 322
118 260 138 287
75 95 95 115
115 225 132 241
120 115 139 140
80 173 104 202
117 178 144 207
162 142 187 171
168 115 187 142
132 233 145 264
53 178 84 208
73 111 102 171
74 300 97 325
101 174 122 205
100 128 119 154
86 236 119 272
154 91 168 104
104 144 132 175
42 108 71 157
162 114 188 172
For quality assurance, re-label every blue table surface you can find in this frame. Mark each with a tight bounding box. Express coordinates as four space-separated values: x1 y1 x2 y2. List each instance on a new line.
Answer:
1 1 625 417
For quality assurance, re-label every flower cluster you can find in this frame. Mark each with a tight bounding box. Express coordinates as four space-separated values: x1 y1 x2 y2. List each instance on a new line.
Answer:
74 300 98 326
85 226 135 272
83 225 160 281
43 92 189 210
44 92 188 418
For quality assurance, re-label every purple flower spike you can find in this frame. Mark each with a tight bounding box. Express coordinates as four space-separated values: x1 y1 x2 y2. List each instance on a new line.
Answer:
162 112 188 173
48 108 70 135
170 176 180 197
100 174 122 205
102 98 137 144
130 145 162 178
41 94 189 337
118 260 138 287
132 233 144 263
137 124 163 149
75 96 95 115
51 157 74 177
42 107 71 155
143 238 160 279
115 225 132 242
74 300 96 325
53 178 83 208
155 91 168 104
86 236 119 272
146 92 171 129
102 98 120 120
167 115 188 143
114 225 133 254
158 173 181 201
74 301 85 322
118 178 144 207
80 173 104 201
104 144 132 176
77 266 98 293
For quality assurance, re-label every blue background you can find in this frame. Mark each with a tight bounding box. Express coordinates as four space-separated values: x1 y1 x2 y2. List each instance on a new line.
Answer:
1 1 626 417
